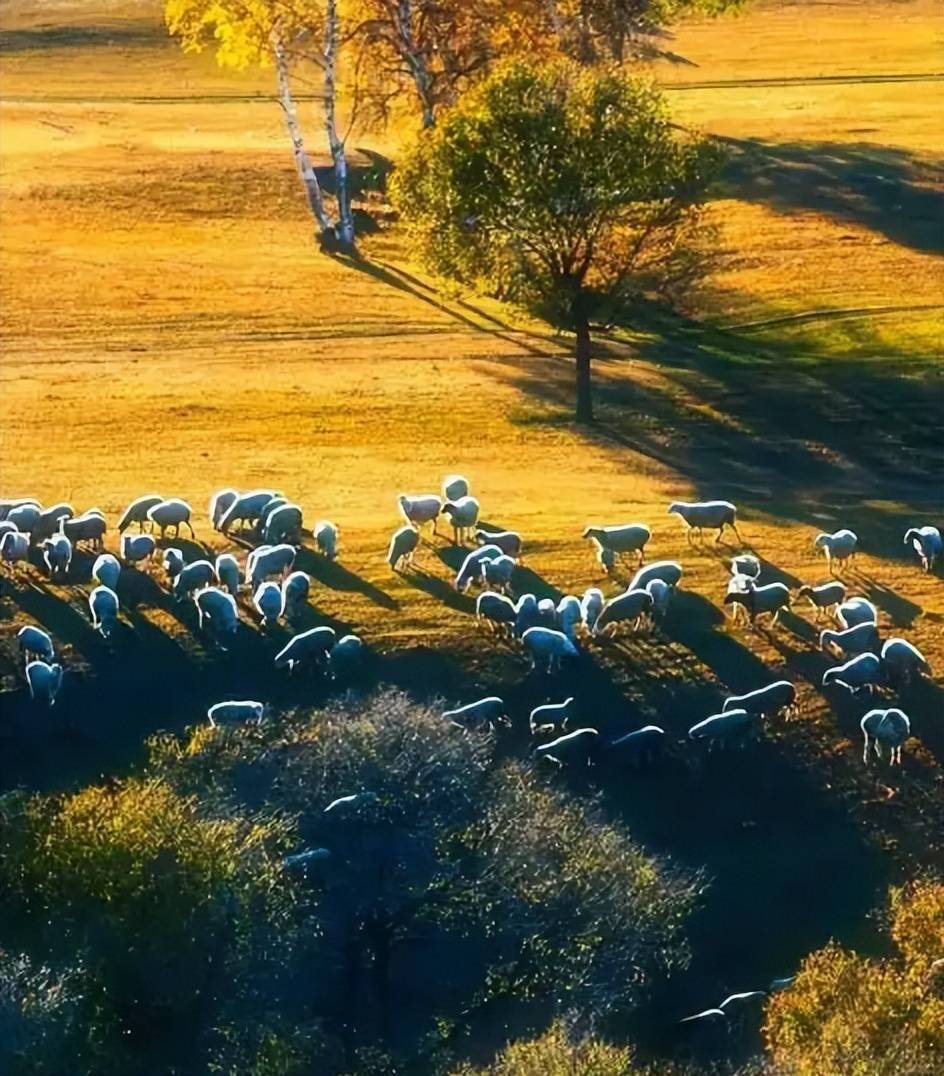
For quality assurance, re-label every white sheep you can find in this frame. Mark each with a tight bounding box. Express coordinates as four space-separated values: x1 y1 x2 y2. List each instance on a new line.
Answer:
387 525 420 572
92 553 121 591
219 489 278 535
723 581 790 625
556 595 583 640
645 578 673 622
281 570 311 616
813 529 858 573
536 597 558 629
215 553 241 597
629 560 683 591
521 626 579 672
514 593 540 638
836 597 878 629
254 497 288 538
592 589 653 637
17 625 54 663
580 588 604 634
689 708 755 749
118 494 163 533
0 530 29 574
263 503 303 545
194 586 239 648
583 524 650 567
324 792 378 815
60 510 107 551
533 728 599 766
247 544 296 590
89 585 119 638
35 503 74 541
881 638 930 686
529 696 576 735
442 474 469 501
797 581 846 619
274 626 337 672
0 498 39 521
208 700 265 727
397 494 441 533
0 520 18 544
41 535 72 580
904 526 942 573
455 544 502 592
7 502 42 536
475 529 522 557
819 622 879 659
860 708 911 765
120 533 156 569
722 681 797 721
668 501 741 543
162 547 185 579
25 660 63 706
442 696 508 731
480 553 516 594
253 581 285 628
442 496 481 544
730 554 761 580
314 520 339 560
822 653 882 696
172 559 215 602
146 498 195 540
606 725 666 766
327 634 366 679
209 489 238 531
476 591 517 634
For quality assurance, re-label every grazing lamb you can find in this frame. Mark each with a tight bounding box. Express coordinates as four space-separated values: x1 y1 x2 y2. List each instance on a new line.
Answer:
118 494 163 533
215 553 240 596
441 496 481 545
797 581 846 619
645 578 674 623
475 529 522 557
92 553 121 591
860 708 911 765
630 560 683 591
723 681 797 721
533 728 600 767
689 708 755 749
387 525 420 572
172 559 215 602
274 626 337 672
219 490 278 535
730 554 761 580
41 535 72 580
668 501 741 543
208 700 265 727
328 634 366 679
194 587 239 648
314 520 339 560
476 591 517 635
836 597 878 629
481 553 516 594
254 497 287 538
147 498 195 540
724 581 791 625
17 625 54 664
281 570 311 616
35 503 74 541
813 529 858 573
0 531 29 574
442 474 469 501
514 593 540 638
904 526 942 573
606 725 666 766
529 696 576 735
209 489 238 531
162 547 185 579
881 638 930 687
583 524 650 567
556 596 583 640
536 598 558 629
592 589 653 637
120 533 156 569
455 544 502 592
263 504 303 545
397 494 441 533
820 622 880 659
253 581 285 628
60 511 107 551
26 660 63 706
521 627 579 673
442 696 508 732
580 588 604 634
89 585 119 638
247 544 296 590
822 653 882 696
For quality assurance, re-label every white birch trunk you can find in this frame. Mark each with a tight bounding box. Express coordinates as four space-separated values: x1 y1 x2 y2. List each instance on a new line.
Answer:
323 0 356 253
396 0 436 128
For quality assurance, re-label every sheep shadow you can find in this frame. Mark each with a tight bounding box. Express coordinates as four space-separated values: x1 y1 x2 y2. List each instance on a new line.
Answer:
404 569 475 614
854 573 923 628
294 546 398 611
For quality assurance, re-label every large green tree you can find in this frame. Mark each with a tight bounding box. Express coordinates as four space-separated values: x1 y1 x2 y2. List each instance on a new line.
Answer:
391 61 719 422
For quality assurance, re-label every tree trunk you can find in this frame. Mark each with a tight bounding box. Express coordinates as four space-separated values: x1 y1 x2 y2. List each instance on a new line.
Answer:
272 37 334 241
395 0 436 127
574 319 594 423
323 0 357 254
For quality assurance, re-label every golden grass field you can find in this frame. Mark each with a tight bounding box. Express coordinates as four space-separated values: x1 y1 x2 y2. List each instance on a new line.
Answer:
0 0 942 1029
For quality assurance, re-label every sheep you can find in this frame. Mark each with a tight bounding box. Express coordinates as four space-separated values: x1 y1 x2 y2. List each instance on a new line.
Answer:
822 653 882 696
475 529 522 557
194 587 239 648
172 559 215 602
556 595 583 640
606 725 666 767
797 581 847 619
219 490 278 535
583 524 650 567
881 637 930 687
689 708 756 749
904 526 942 573
592 589 653 637
668 501 741 544
162 547 185 579
41 535 72 580
17 625 54 664
324 792 379 815
208 700 265 727
34 503 74 541
25 660 63 706
397 494 441 533
521 627 579 673
529 696 576 736
247 544 296 590
263 504 303 545
253 581 285 628
723 681 797 721
514 593 540 638
596 545 617 575
455 544 502 592
118 494 163 533
724 581 791 626
860 708 911 765
282 570 311 616
254 497 288 539
120 533 156 569
629 560 683 591
146 498 195 540
442 474 469 501
60 510 107 551
820 622 880 659
89 585 119 638
580 588 604 634
480 554 516 594
209 489 238 531
813 529 858 573
836 597 878 629
0 498 39 521
274 626 337 672
645 578 674 623
92 553 121 591
536 598 559 629
0 520 18 543
387 525 420 572
441 496 481 544
0 531 29 574
314 520 339 560
476 591 517 635
7 502 42 536
730 554 761 580
533 728 600 767
327 634 366 679
442 696 508 732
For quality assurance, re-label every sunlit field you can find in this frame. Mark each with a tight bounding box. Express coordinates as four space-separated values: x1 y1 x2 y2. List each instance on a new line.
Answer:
1 0 942 1068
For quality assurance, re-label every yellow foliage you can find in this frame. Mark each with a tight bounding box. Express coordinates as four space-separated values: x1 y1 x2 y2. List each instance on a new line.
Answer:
452 1019 634 1075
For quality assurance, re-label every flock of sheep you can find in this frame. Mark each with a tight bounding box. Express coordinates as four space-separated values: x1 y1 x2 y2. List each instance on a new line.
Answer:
1 481 939 768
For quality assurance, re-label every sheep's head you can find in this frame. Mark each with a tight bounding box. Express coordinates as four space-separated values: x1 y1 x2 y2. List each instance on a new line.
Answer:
582 526 602 539
667 503 682 516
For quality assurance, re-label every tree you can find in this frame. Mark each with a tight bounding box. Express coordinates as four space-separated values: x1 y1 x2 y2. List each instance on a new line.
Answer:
451 1019 636 1075
0 952 81 1076
391 61 720 422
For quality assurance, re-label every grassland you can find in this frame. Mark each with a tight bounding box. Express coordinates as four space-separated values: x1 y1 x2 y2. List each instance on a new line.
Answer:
1 0 942 1057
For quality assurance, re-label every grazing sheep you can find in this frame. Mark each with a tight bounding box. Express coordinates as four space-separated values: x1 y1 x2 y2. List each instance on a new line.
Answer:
0 520 17 543
606 725 666 766
214 553 240 596
146 498 195 540
689 708 755 749
92 553 121 591
25 660 63 706
442 696 508 731
263 504 303 545
529 696 576 735
630 560 683 591
442 474 469 501
208 700 265 727
253 581 285 628
120 533 156 568
387 525 420 572
580 588 604 634
219 490 278 535
17 625 54 664
556 595 583 640
172 559 215 602
724 581 791 625
41 535 72 580
0 531 29 574
822 653 882 696
162 547 185 579
476 591 517 634
820 622 880 659
668 501 741 544
194 586 239 648
481 553 516 594
274 626 336 672
60 511 107 551
118 494 163 533
442 496 481 544
592 589 653 637
533 728 600 767
797 581 847 619
583 524 650 566
89 585 119 638
281 570 311 616
247 544 296 590
536 598 558 629
904 526 942 573
209 489 238 531
328 634 366 679
314 520 339 560
475 529 522 557
723 681 797 721
595 545 617 575
0 498 39 521
514 593 540 638
455 544 502 592
254 497 288 539
860 708 911 765
836 597 878 629
35 503 74 541
730 554 761 580
813 529 858 573
881 637 930 686
645 578 674 623
521 627 579 672
397 494 441 533
7 503 42 536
